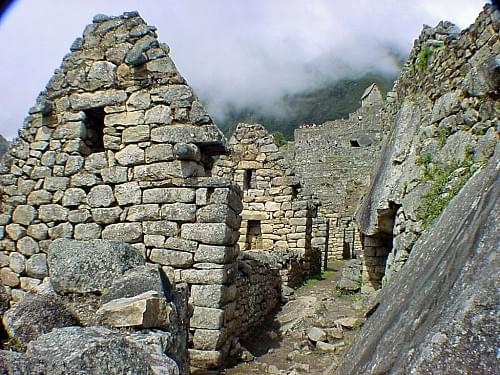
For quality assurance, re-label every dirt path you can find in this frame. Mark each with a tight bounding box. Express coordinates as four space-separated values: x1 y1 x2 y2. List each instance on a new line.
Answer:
222 261 365 375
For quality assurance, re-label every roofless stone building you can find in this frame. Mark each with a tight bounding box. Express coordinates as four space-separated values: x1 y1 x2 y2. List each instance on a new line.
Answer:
0 12 281 371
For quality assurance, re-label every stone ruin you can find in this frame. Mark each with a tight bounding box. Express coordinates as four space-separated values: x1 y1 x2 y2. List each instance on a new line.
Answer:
286 84 386 289
214 123 327 286
0 11 296 373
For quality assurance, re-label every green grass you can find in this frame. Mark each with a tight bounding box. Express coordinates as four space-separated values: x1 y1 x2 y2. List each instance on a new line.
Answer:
417 45 433 73
296 270 334 288
416 151 475 229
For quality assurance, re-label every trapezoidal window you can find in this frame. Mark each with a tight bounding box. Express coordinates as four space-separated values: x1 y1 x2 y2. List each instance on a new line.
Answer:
246 220 262 250
243 169 256 190
83 107 105 154
350 139 360 147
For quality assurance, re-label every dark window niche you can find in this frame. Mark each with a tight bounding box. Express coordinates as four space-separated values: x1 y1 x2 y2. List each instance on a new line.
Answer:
83 107 105 153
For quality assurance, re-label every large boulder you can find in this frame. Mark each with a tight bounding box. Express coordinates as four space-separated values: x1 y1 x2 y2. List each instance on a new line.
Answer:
2 293 77 347
24 326 179 375
336 148 499 374
48 239 145 294
101 264 172 304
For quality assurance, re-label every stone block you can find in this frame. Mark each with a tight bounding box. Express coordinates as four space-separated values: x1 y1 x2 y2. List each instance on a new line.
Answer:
74 223 101 240
87 185 115 207
97 291 171 329
196 204 239 229
43 177 69 192
194 244 235 264
48 223 73 239
1 267 20 287
101 166 128 183
181 223 236 245
92 207 122 224
144 105 172 124
161 203 196 222
150 85 193 107
164 237 198 253
191 306 224 329
126 204 160 221
145 143 174 163
70 173 99 187
133 161 204 180
122 125 150 144
9 253 25 274
180 268 229 284
115 144 145 166
150 249 193 268
142 221 178 236
6 224 26 241
189 349 223 369
48 239 145 293
143 188 195 204
114 182 141 205
12 205 36 226
126 90 151 110
52 122 86 140
193 329 226 350
62 188 86 207
104 111 144 126
17 237 39 256
102 223 142 242
191 284 228 308
25 253 48 278
27 190 52 205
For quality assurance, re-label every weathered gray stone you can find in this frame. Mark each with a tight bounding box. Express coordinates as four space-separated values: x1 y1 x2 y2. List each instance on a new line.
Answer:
6 223 26 240
92 207 122 224
69 89 127 110
193 329 225 350
122 125 150 143
114 182 141 205
9 252 26 274
104 111 144 126
161 203 196 222
2 293 77 346
48 239 145 293
173 142 200 161
64 155 84 176
307 326 327 342
164 237 198 252
125 35 158 65
13 205 36 226
87 185 115 207
43 177 69 192
102 223 142 242
197 204 239 229
143 187 195 204
17 236 39 256
88 61 116 88
194 244 235 264
26 326 179 374
142 220 178 236
145 104 172 124
126 204 160 221
191 306 224 329
101 166 128 183
27 190 52 205
150 85 193 107
101 263 171 304
62 188 86 207
150 249 193 268
97 291 171 328
191 284 228 308
115 144 145 166
74 223 101 240
126 90 151 110
133 160 205 180
181 223 236 245
1 267 19 287
145 143 174 163
25 253 48 278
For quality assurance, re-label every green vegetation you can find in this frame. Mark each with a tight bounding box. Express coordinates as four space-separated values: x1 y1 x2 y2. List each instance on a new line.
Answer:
295 270 334 288
416 150 475 228
335 287 362 302
417 45 433 73
272 131 288 147
416 151 433 179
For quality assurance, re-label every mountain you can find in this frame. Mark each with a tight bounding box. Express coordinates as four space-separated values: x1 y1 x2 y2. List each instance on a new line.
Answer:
214 72 397 140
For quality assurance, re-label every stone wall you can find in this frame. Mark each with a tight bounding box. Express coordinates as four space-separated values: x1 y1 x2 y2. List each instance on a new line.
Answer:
214 123 324 285
356 4 499 292
0 12 249 370
287 90 385 261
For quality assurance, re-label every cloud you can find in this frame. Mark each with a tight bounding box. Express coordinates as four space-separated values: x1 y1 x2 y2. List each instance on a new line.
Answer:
0 0 486 138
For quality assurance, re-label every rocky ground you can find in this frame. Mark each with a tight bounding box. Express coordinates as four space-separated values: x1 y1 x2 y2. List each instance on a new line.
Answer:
222 261 366 375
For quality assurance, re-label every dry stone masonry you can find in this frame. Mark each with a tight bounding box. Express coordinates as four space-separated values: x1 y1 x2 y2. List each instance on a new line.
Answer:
356 4 499 292
287 86 385 266
214 123 324 287
0 11 254 371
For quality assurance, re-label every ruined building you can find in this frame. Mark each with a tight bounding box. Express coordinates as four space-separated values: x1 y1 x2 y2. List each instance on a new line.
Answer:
0 12 285 372
214 123 327 286
288 84 385 264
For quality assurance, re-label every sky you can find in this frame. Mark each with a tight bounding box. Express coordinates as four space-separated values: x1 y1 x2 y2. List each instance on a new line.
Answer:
0 0 487 139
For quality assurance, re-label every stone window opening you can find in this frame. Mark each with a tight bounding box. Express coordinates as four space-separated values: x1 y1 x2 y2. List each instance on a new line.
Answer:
243 169 256 190
83 107 105 154
246 220 262 250
350 139 360 147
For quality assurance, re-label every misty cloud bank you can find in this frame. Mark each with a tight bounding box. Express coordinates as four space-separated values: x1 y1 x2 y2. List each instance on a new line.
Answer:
0 0 486 138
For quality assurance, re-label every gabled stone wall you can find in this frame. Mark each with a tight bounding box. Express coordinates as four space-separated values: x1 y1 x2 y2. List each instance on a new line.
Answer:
214 123 324 285
0 12 248 370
